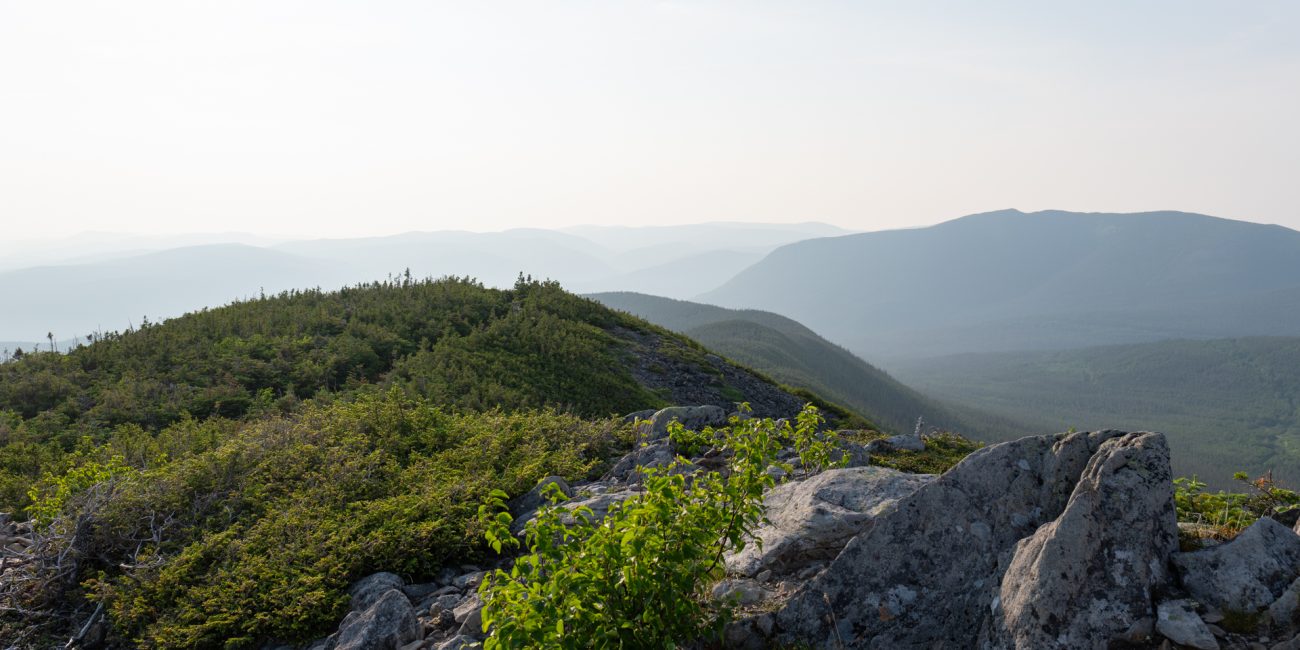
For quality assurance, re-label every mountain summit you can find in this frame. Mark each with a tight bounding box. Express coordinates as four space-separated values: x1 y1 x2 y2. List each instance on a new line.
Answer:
701 209 1300 360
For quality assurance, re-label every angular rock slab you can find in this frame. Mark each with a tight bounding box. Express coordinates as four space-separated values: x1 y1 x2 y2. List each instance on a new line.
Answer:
348 572 407 612
642 405 726 440
773 430 1142 648
1155 599 1220 650
726 466 935 579
981 432 1178 648
1174 517 1300 618
335 588 421 650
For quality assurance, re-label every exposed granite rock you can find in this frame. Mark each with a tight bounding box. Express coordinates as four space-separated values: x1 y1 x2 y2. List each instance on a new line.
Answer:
348 573 406 612
335 589 420 650
640 405 727 440
980 432 1178 648
1156 599 1220 650
773 430 1134 647
726 466 934 579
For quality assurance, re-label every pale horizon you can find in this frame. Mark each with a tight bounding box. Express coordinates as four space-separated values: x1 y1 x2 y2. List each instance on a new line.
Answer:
3 1 1299 240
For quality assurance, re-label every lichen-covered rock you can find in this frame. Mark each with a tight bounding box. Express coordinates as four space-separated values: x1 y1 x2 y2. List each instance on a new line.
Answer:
1269 575 1300 631
1156 600 1220 650
712 578 771 606
773 430 1134 648
603 439 677 482
335 589 421 650
433 636 478 650
348 573 407 612
726 466 934 579
981 432 1178 648
452 593 484 639
1174 517 1300 619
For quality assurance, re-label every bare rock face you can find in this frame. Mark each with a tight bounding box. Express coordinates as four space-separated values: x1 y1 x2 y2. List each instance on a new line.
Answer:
1174 517 1300 621
772 429 1176 649
725 466 934 580
980 432 1178 648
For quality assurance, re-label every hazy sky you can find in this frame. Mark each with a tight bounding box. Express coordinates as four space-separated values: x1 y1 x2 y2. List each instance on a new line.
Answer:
2 1 1298 240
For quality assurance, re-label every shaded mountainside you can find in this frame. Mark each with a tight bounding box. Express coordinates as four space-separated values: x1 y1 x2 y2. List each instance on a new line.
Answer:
589 291 1028 440
891 337 1300 488
701 209 1300 360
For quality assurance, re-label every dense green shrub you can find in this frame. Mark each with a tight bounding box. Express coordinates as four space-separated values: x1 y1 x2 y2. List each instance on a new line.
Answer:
0 278 675 515
476 404 840 648
19 390 632 648
0 279 658 439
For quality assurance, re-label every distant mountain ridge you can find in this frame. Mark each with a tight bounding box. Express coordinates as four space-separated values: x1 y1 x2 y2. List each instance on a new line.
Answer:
0 223 848 342
700 209 1300 360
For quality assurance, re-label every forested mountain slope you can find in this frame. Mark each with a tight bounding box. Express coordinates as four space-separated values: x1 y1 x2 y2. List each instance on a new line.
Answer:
0 278 861 647
589 291 1029 440
701 209 1300 360
891 337 1300 488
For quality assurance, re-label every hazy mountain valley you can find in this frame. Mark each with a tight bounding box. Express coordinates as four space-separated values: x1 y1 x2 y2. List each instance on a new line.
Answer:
7 210 1300 649
9 2 1300 645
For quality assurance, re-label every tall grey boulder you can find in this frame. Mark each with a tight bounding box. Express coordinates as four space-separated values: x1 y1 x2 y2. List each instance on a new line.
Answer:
981 432 1178 648
774 429 1129 647
772 429 1180 649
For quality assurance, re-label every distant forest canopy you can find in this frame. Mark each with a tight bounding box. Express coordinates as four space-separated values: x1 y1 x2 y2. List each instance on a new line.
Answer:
892 337 1300 489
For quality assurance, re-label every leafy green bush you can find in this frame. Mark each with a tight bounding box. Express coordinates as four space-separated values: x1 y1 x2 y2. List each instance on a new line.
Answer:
475 405 833 648
1174 472 1300 541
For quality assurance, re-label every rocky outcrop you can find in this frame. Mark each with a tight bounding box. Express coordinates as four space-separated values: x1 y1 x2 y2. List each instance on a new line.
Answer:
613 327 808 419
310 422 1300 650
772 429 1173 648
1174 517 1300 625
307 566 490 650
980 432 1178 648
725 466 934 580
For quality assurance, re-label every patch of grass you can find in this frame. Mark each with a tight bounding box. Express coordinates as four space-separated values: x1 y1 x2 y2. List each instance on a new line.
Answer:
719 385 745 403
869 432 983 475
